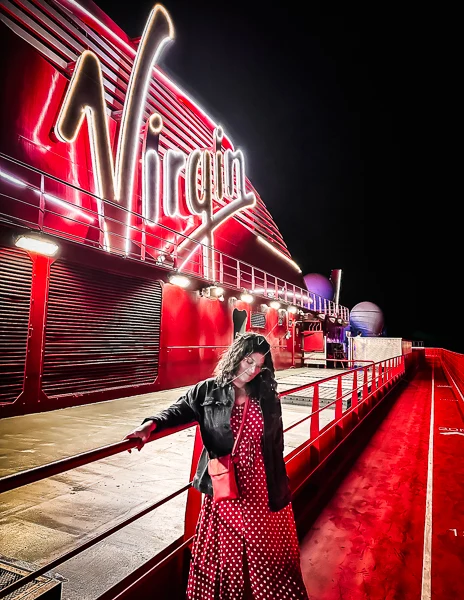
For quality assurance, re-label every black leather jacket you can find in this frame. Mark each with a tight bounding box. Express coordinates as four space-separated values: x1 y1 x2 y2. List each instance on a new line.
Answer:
143 377 292 512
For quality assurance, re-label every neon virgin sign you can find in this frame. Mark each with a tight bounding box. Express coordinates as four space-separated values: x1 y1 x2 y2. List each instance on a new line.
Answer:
54 4 256 264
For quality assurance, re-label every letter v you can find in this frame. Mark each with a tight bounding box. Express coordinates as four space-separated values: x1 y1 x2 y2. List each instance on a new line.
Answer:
55 4 174 254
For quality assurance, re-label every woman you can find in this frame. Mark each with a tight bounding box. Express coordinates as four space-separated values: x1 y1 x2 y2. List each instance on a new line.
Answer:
125 332 309 599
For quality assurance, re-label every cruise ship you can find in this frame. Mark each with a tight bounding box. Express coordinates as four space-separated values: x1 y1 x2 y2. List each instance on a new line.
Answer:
0 1 462 598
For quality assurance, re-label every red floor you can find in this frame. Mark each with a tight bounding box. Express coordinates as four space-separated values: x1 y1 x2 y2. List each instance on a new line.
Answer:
299 358 464 599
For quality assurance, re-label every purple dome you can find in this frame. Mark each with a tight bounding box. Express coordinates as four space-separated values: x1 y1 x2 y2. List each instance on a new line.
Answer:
350 301 384 336
303 273 334 301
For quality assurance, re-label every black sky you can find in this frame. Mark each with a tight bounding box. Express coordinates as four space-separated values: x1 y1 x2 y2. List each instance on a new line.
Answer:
95 0 459 351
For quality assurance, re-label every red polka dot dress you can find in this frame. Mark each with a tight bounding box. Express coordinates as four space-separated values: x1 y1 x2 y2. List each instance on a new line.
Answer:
187 397 309 599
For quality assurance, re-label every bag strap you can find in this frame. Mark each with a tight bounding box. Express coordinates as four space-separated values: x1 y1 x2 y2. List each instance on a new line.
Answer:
231 396 249 457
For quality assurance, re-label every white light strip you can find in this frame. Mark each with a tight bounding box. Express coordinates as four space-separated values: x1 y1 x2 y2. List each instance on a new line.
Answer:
0 171 27 187
45 193 95 222
257 236 301 272
0 170 95 222
32 70 59 152
33 190 95 222
177 242 201 273
421 364 435 600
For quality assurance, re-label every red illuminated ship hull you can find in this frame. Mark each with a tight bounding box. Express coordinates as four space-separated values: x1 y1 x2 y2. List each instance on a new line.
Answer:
0 0 349 416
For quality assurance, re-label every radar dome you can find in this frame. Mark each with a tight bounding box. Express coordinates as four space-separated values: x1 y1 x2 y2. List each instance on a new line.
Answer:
350 301 384 336
303 273 333 301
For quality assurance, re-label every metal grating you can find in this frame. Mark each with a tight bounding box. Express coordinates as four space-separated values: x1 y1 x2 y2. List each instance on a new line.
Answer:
0 560 61 599
250 312 266 329
0 246 31 402
42 260 162 397
0 569 35 599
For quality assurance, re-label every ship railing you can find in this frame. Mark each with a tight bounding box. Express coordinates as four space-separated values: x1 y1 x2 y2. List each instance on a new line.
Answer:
0 356 405 599
430 347 464 403
0 152 349 320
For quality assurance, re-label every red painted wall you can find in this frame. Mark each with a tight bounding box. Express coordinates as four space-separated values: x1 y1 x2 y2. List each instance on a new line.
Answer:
0 5 309 415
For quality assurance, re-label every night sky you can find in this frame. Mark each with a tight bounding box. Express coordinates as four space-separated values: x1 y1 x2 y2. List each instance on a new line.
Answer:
95 0 458 351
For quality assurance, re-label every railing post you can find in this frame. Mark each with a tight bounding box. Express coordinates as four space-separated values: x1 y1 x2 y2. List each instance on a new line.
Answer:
351 370 358 417
310 383 320 466
237 260 240 289
173 237 178 269
38 173 45 230
141 221 146 262
335 377 343 421
335 376 344 440
264 272 267 296
362 367 370 414
251 266 255 292
363 367 368 398
310 384 320 440
371 364 377 392
219 252 224 284
199 243 204 278
184 426 204 542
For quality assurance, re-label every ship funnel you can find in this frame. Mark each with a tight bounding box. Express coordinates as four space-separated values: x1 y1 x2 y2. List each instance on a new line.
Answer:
330 269 342 306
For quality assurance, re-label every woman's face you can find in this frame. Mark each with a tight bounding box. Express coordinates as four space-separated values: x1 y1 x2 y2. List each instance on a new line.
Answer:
234 352 266 387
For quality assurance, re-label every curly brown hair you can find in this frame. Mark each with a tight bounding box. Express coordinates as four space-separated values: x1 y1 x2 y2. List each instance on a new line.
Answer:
214 332 277 399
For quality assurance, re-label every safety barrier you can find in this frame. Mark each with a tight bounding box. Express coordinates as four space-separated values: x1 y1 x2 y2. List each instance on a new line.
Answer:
0 356 405 599
430 347 464 401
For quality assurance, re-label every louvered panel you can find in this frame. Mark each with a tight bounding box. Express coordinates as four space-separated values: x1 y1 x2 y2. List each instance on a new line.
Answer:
43 261 162 397
250 312 266 329
0 246 32 402
255 197 287 237
39 0 133 72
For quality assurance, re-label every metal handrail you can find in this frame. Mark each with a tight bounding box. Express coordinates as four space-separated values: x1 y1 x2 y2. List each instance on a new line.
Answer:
0 359 403 599
0 360 395 495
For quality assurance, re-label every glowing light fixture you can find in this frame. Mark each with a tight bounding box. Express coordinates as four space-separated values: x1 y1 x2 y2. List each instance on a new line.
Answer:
201 285 224 299
240 292 254 304
211 285 224 297
15 235 58 257
168 273 190 288
288 306 298 314
269 301 281 309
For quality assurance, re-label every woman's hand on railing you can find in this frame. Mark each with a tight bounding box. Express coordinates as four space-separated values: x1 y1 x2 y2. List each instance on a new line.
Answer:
124 420 157 452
